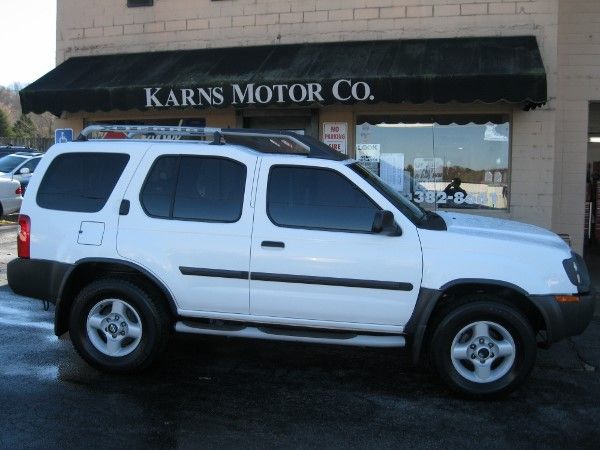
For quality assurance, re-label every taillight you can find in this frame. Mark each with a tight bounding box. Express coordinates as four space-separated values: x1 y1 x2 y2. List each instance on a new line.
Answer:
17 214 30 259
15 186 23 196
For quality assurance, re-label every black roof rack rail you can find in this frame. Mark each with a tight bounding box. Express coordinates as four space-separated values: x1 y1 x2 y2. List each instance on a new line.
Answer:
77 125 347 161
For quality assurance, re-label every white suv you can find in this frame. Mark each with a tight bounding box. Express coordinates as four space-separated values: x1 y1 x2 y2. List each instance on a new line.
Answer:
8 125 594 397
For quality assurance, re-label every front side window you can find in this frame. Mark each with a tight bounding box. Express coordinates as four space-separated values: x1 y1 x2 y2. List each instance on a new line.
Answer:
350 163 426 224
355 115 510 211
140 156 246 222
268 166 379 232
20 157 41 174
37 153 130 212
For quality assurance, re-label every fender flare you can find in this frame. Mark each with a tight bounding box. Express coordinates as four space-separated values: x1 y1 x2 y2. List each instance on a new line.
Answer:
55 257 178 336
404 279 531 365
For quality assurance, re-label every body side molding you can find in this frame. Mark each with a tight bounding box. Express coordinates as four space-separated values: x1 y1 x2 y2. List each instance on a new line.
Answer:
179 267 249 279
251 272 412 291
180 266 413 291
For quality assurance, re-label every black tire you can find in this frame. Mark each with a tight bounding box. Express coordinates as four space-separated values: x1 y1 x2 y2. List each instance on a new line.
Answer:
430 297 537 398
69 278 171 373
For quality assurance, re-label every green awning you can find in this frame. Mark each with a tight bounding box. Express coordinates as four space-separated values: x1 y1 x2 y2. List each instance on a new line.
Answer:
20 36 547 116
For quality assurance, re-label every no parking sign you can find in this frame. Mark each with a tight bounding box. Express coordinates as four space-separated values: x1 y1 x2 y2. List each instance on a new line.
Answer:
322 122 347 154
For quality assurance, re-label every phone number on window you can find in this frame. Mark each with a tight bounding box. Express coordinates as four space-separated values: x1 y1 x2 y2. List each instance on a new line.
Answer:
404 191 500 205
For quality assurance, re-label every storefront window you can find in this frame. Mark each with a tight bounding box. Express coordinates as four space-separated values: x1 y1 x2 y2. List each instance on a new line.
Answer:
355 115 510 211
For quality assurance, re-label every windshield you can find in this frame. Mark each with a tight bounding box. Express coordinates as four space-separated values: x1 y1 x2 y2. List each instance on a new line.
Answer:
0 155 25 173
350 162 427 224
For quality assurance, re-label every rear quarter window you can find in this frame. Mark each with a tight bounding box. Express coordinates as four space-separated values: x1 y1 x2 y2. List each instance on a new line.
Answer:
36 152 130 212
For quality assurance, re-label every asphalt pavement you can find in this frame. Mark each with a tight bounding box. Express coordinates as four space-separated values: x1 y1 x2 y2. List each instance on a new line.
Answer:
0 224 599 449
0 223 17 281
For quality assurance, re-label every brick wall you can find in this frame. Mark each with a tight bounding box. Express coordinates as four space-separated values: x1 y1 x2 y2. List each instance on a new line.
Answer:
57 1 557 65
552 0 600 252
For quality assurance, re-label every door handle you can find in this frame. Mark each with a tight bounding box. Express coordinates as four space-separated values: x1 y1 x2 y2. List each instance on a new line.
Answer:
261 241 285 248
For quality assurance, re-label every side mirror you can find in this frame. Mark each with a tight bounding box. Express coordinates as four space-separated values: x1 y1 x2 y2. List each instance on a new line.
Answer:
372 210 402 236
19 167 30 175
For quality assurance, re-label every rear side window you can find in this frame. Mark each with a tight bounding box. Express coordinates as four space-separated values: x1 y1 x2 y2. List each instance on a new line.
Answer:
37 153 130 212
140 155 246 222
268 166 379 232
139 156 178 218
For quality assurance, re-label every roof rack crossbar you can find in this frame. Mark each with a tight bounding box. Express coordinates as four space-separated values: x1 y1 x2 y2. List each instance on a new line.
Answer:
77 124 311 155
78 125 221 139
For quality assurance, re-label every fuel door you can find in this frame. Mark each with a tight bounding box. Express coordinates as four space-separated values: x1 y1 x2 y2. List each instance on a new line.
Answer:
78 221 105 246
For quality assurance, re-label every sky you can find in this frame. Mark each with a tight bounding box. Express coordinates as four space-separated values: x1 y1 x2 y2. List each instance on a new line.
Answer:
0 0 56 87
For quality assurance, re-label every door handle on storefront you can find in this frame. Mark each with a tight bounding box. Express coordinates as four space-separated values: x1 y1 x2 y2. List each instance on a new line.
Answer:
261 241 285 248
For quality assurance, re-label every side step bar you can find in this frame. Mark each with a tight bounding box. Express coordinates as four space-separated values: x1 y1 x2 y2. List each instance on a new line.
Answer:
175 321 406 348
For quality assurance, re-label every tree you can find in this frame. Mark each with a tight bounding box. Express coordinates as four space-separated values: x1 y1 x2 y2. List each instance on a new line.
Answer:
12 113 37 139
31 112 56 138
0 108 11 137
0 87 21 123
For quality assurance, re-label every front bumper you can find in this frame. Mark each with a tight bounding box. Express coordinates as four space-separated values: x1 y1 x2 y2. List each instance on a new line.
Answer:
529 291 596 343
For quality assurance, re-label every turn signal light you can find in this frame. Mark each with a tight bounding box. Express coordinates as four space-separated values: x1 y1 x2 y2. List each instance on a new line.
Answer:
554 295 579 303
17 214 30 259
15 186 23 196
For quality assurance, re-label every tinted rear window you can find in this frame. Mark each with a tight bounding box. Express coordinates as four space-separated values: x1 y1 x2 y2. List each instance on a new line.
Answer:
139 156 179 218
140 155 246 222
37 153 129 212
173 157 245 222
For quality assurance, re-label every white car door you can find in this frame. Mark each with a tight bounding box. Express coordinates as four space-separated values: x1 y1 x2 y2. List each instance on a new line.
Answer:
117 144 257 314
249 158 423 330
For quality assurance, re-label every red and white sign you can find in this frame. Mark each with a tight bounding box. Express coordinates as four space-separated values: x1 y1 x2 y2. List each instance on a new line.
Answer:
322 122 347 154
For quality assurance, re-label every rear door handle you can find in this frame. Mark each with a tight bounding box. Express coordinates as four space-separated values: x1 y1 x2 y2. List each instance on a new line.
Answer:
261 241 285 248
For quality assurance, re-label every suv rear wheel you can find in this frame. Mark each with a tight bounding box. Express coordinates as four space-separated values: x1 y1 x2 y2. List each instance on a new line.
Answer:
430 297 537 397
69 278 170 373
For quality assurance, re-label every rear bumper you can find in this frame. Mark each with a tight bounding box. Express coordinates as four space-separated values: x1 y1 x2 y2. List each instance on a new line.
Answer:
7 258 71 304
529 291 596 343
0 197 22 215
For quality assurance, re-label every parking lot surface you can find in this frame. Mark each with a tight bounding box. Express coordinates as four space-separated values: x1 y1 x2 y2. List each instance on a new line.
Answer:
0 225 599 449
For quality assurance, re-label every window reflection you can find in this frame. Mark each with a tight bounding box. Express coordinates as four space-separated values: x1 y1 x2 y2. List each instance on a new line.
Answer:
355 116 510 211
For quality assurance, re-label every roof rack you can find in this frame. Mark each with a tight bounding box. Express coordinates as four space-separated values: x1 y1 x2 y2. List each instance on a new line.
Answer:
13 151 42 156
77 124 348 161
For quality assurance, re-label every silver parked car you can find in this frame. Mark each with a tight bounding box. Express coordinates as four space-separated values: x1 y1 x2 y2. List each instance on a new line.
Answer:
0 177 23 216
0 152 43 192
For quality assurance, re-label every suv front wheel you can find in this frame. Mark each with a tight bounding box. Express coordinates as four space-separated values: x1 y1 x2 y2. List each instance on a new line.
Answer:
69 278 170 373
430 298 537 397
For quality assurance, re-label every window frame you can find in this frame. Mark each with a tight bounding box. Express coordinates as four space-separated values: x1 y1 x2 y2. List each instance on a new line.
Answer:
139 154 248 224
266 164 383 234
127 0 153 8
